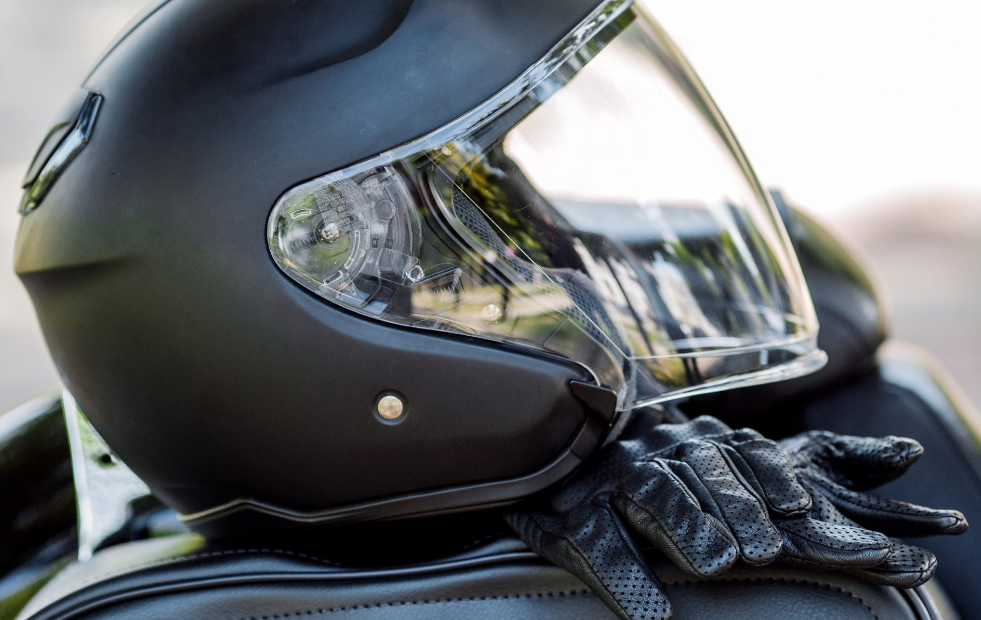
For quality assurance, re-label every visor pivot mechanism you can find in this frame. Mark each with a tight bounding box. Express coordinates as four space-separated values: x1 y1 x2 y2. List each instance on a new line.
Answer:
569 381 618 424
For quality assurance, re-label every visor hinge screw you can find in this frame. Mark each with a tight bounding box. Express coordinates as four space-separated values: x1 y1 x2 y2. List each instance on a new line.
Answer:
319 222 341 243
406 265 425 283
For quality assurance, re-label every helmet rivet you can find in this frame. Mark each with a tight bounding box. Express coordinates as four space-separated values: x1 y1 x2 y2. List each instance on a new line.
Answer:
481 303 504 324
319 222 340 243
376 394 404 420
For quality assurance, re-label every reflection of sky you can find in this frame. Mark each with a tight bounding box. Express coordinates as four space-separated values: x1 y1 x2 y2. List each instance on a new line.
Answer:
505 25 758 208
552 198 721 243
649 0 981 214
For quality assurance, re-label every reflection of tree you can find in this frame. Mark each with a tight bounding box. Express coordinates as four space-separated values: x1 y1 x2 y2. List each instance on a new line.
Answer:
454 148 563 270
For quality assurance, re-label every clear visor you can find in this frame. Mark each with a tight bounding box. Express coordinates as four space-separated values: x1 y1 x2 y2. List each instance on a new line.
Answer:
268 0 826 411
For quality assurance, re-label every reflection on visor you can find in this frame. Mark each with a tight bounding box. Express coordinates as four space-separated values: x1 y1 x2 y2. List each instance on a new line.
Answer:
267 0 825 411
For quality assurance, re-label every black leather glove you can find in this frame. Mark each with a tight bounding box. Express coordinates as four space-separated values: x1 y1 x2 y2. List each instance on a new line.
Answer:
506 416 967 620
780 431 968 587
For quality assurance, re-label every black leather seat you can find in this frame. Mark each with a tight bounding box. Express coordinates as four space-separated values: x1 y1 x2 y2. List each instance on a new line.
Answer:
15 528 953 620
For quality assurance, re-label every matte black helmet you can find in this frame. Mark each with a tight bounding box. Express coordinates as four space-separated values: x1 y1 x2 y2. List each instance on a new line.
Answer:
15 0 825 535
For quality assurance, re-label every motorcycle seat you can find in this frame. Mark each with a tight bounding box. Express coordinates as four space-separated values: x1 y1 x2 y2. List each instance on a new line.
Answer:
15 529 952 620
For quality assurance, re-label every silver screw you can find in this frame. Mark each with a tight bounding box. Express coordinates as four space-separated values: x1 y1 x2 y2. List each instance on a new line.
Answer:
406 264 425 283
319 222 340 243
376 394 404 420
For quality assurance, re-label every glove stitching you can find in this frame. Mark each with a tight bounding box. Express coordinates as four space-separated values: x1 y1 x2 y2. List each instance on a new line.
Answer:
779 520 886 553
229 576 880 620
728 440 811 516
636 459 708 513
718 442 772 511
853 552 936 585
617 460 708 558
711 440 786 515
618 491 732 577
701 440 781 565
804 474 926 518
232 589 593 619
523 509 640 620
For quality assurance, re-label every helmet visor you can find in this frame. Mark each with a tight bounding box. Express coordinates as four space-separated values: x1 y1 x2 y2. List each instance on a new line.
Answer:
268 0 826 411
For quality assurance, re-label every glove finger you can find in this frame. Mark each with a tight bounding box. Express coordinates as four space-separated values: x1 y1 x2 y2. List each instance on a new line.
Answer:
804 475 969 538
783 431 924 489
506 504 673 620
671 440 783 565
615 459 739 578
777 517 891 568
715 436 811 517
846 542 939 588
640 416 733 453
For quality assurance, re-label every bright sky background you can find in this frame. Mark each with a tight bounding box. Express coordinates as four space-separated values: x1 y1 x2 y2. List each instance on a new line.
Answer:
649 0 981 214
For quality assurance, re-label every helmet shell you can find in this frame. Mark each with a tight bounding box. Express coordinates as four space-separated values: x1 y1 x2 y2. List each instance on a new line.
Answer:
15 0 607 534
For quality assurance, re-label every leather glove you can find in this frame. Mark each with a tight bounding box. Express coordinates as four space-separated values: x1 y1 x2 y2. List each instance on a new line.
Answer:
506 416 967 620
780 431 968 587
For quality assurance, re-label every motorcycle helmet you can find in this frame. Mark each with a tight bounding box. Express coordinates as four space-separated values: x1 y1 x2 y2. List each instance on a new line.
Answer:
14 0 825 535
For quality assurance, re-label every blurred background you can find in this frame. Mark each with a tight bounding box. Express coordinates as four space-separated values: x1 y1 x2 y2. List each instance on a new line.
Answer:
0 0 979 412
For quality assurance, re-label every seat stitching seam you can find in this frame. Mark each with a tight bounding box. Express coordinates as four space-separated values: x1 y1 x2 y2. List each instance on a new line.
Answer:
234 590 594 619
231 576 883 620
68 534 510 592
65 549 344 591
669 576 880 620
